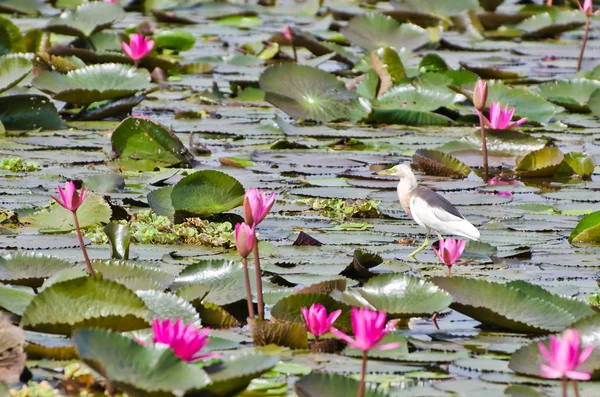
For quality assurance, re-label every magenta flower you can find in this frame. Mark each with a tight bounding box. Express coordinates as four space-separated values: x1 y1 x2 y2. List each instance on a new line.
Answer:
432 238 466 267
538 329 594 381
235 222 255 258
103 0 118 3
283 25 292 41
487 176 518 186
152 318 218 362
578 0 599 16
301 304 342 340
51 181 88 213
480 102 527 130
122 33 154 66
330 308 400 352
243 188 275 226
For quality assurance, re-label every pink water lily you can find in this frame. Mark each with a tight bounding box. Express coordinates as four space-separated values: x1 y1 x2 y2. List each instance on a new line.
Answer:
480 102 527 130
51 181 88 213
235 222 255 258
539 329 594 381
578 0 599 16
122 33 154 66
301 304 342 340
152 318 218 362
331 308 400 352
243 188 275 226
432 238 466 276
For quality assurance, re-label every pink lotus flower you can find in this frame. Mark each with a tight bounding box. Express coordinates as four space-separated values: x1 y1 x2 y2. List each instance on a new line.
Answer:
103 0 118 3
538 329 594 380
51 181 88 212
301 304 342 339
235 222 255 258
283 25 292 41
432 238 466 267
578 0 599 16
122 33 154 65
480 102 527 130
243 188 275 226
330 308 400 352
152 318 218 362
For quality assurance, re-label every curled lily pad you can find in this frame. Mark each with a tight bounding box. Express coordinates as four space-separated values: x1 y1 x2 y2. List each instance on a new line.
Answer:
248 318 308 349
259 64 359 122
569 211 600 244
104 223 131 260
0 16 25 55
154 29 195 52
171 170 245 220
0 94 65 130
21 277 150 334
0 252 73 288
111 117 195 169
431 277 594 333
45 2 125 39
73 328 211 395
557 152 595 178
370 47 406 97
358 273 452 318
413 149 471 178
515 147 564 177
33 63 151 106
0 56 31 94
515 10 585 38
341 14 430 51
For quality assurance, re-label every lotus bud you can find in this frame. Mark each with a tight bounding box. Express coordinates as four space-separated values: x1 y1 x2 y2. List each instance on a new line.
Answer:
473 80 488 111
235 222 255 258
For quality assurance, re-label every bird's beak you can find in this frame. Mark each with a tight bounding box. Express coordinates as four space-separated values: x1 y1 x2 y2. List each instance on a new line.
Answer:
377 168 394 175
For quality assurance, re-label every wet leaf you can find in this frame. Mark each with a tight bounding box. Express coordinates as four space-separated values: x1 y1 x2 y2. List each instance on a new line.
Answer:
341 14 430 51
515 147 564 177
21 277 150 334
104 223 131 260
0 0 38 14
569 210 600 244
137 290 200 326
0 285 34 315
45 2 125 39
413 149 471 178
154 29 195 52
515 10 585 38
0 16 25 54
557 152 595 177
0 252 73 288
296 372 388 397
0 94 65 130
0 56 31 94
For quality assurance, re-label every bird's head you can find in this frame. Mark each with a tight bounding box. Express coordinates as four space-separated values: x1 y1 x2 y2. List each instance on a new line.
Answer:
378 164 414 179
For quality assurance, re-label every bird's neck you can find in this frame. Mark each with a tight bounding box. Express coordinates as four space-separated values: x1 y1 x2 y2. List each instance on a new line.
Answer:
398 177 417 193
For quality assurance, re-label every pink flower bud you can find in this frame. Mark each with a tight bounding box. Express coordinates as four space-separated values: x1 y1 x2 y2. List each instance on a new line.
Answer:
301 304 342 338
51 181 88 213
235 222 255 258
473 80 488 111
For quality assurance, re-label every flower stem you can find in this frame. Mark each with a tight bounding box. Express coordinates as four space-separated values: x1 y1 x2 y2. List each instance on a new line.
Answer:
478 112 488 180
577 16 590 72
446 266 452 277
253 237 264 320
134 60 139 68
242 257 255 319
73 212 95 276
358 350 368 397
292 40 297 63
562 377 568 397
572 379 580 397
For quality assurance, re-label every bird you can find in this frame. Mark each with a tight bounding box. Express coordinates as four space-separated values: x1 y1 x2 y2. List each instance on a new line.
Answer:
380 164 480 260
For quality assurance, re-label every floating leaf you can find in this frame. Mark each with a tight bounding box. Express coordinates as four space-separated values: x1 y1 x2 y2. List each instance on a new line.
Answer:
0 285 34 315
171 170 245 220
358 273 452 318
400 0 482 16
537 78 600 112
33 63 151 106
45 2 125 39
270 293 352 333
557 152 595 177
0 0 38 15
413 149 471 178
0 16 25 55
104 223 131 260
487 80 557 124
136 290 200 326
0 252 73 288
0 94 64 130
431 277 594 333
84 174 125 193
370 108 454 126
248 318 308 349
21 277 149 334
515 10 585 38
154 29 195 52
342 14 429 51
259 64 359 122
73 328 211 395
515 147 564 177
25 331 76 360
0 57 31 94
111 117 194 169
569 211 600 244
296 372 388 397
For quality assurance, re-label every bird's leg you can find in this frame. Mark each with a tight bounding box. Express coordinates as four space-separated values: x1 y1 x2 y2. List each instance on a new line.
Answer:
409 228 430 260
435 231 444 242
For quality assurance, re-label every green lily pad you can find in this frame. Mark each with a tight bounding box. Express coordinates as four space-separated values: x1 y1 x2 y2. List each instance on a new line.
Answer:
557 152 595 177
515 147 564 177
400 0 482 16
171 170 245 220
0 252 73 288
0 56 31 94
45 2 125 39
248 318 308 349
33 63 151 106
431 277 595 333
370 108 455 126
25 332 77 360
21 277 149 334
200 352 280 396
147 185 175 219
342 14 429 51
90 260 175 290
569 210 600 244
0 0 38 15
358 273 452 318
413 149 471 178
537 78 600 112
487 80 557 124
111 117 195 169
259 64 359 122
154 29 195 52
418 54 449 74
73 328 211 395
104 223 131 260
84 174 125 193
270 293 352 333
136 290 200 326
370 47 406 97
26 192 111 233
515 10 585 38
0 285 34 315
0 94 65 130
0 16 25 55
296 372 388 397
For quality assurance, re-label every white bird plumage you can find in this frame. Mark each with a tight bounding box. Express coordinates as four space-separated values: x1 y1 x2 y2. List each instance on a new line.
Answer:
384 164 480 259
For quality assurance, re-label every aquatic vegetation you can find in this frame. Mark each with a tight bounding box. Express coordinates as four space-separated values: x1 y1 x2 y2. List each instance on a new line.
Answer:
122 33 155 67
431 238 466 276
0 158 38 172
148 318 217 362
301 303 341 341
298 198 381 222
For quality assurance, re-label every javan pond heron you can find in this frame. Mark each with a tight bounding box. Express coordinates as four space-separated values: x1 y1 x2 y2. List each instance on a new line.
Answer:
380 164 480 260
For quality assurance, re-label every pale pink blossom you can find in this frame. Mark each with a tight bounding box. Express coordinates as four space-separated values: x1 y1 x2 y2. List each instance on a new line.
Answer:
152 318 218 362
243 188 275 226
330 308 400 352
473 80 488 111
301 304 342 339
577 0 599 16
432 238 466 268
539 329 594 380
235 222 255 258
122 33 154 64
51 181 88 212
479 102 527 130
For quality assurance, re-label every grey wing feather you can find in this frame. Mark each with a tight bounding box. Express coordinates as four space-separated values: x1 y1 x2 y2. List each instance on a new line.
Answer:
411 187 464 220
